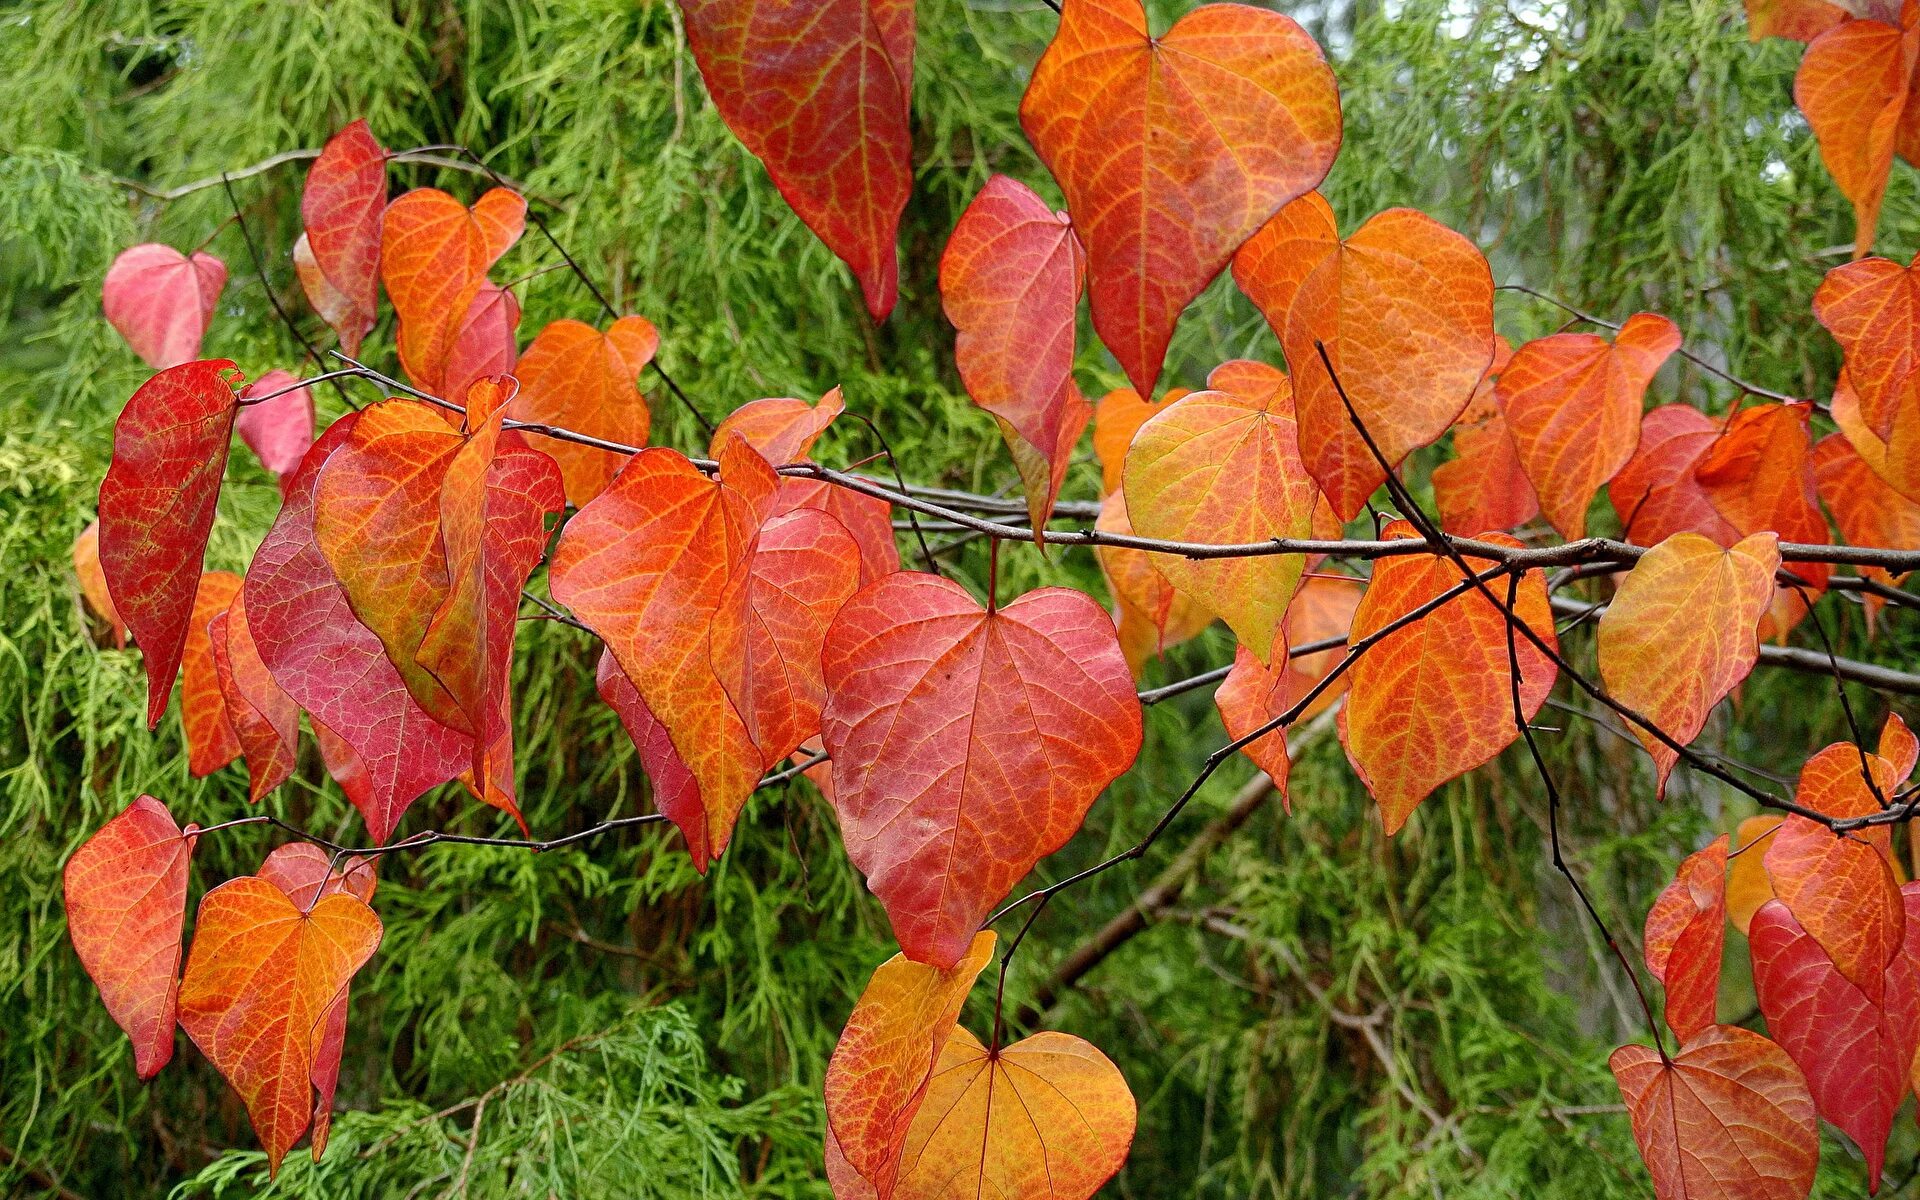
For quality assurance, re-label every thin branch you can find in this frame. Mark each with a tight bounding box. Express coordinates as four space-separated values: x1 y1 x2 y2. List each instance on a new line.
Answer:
118 147 532 203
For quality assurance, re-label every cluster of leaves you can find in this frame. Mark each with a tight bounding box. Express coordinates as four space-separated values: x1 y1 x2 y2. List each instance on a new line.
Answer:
42 0 1920 1197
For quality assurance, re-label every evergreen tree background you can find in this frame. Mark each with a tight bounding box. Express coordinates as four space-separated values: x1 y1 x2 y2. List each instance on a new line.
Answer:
1 0 1916 1195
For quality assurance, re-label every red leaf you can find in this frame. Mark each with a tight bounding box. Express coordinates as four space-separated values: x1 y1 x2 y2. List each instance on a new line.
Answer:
102 245 227 369
1610 404 1740 547
677 0 913 319
1610 1025 1818 1200
380 187 525 395
595 650 702 844
62 796 197 1079
509 316 659 506
98 360 240 726
298 119 387 355
1214 574 1362 798
820 572 1142 967
182 571 243 777
940 175 1088 532
209 590 300 802
177 876 382 1172
236 370 316 483
1814 431 1920 629
1644 835 1729 1042
1794 11 1920 258
1338 521 1557 834
1233 193 1496 518
1751 886 1920 1191
441 283 522 412
1021 0 1340 396
1814 251 1920 441
73 519 128 648
1498 313 1680 539
244 413 471 843
1433 339 1540 536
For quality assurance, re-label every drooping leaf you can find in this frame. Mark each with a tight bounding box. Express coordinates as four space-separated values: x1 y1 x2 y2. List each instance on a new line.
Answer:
1814 432 1920 629
1610 404 1740 547
1094 488 1215 678
1339 521 1557 834
62 796 197 1079
236 370 316 483
182 571 243 777
1794 12 1920 258
509 315 658 506
1214 574 1363 798
441 283 522 411
98 359 240 726
209 590 300 802
882 1028 1136 1200
1814 251 1920 440
1610 1025 1819 1200
1092 386 1189 497
1596 532 1781 795
73 519 127 648
1433 339 1539 536
245 412 471 843
595 651 702 844
380 187 525 395
1750 885 1920 1191
177 876 382 1172
1696 401 1829 638
940 175 1088 532
1233 193 1496 518
677 0 913 319
820 572 1143 967
298 119 387 355
823 933 996 1198
1120 361 1320 662
1021 0 1340 397
1644 835 1730 1042
1497 313 1680 539
102 245 227 369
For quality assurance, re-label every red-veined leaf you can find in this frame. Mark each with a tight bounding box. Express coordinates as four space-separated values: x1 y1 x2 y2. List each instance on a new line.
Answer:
298 119 386 356
1795 11 1920 258
73 519 127 648
1610 404 1741 546
236 370 316 483
1644 835 1730 1041
380 187 525 395
102 245 227 369
1814 251 1920 441
209 590 300 802
182 571 243 777
595 650 703 843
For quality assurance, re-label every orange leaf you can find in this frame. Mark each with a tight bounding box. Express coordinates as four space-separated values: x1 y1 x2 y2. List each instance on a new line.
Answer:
62 796 197 1079
820 573 1143 967
823 933 996 1198
1021 0 1340 397
1498 313 1680 539
1813 251 1920 440
1794 10 1920 258
177 875 382 1172
941 175 1088 532
1610 404 1741 547
677 0 912 319
1093 488 1215 678
1092 386 1189 497
209 590 300 802
245 413 471 843
182 571 243 777
1610 1025 1818 1200
1728 815 1787 936
1746 0 1851 41
298 119 386 356
1120 361 1321 662
883 1028 1136 1200
1338 522 1557 834
379 187 525 395
711 390 844 465
1596 532 1781 795
73 518 127 648
1644 835 1730 1042
595 650 701 842
1833 366 1920 504
1433 339 1539 537
1750 884 1920 1191
508 315 658 506
102 245 227 369
1814 431 1920 629
1696 402 1830 639
1213 574 1363 797
98 359 240 726
1233 193 1496 518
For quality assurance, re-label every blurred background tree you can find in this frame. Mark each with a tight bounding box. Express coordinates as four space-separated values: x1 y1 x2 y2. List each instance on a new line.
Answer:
1 0 1915 1195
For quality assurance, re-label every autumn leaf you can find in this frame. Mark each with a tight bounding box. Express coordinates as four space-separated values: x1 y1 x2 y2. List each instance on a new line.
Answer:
1814 251 1920 440
98 359 241 726
1094 488 1215 678
1610 404 1740 547
236 370 316 483
380 187 525 395
102 245 227 369
1750 885 1920 1191
1832 366 1920 504
1339 521 1557 835
208 590 300 802
1746 0 1850 41
677 0 913 319
1432 339 1539 537
177 876 382 1172
940 175 1088 533
1644 835 1729 1042
245 412 471 843
823 933 996 1198
1498 313 1680 539
73 519 127 648
1696 402 1830 639
1021 0 1340 397
710 390 844 466
182 571 243 777
298 119 387 355
1597 532 1781 796
1728 815 1787 936
1233 193 1496 519
1794 10 1920 258
1214 574 1363 798
62 796 197 1079
1093 386 1189 497
441 283 522 411
508 315 658 505
820 572 1142 967
1120 361 1321 663
595 650 702 846
1814 431 1920 629
1610 1025 1819 1200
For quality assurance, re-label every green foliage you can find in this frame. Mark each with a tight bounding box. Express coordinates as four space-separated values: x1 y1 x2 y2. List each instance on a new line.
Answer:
1 0 1915 1196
